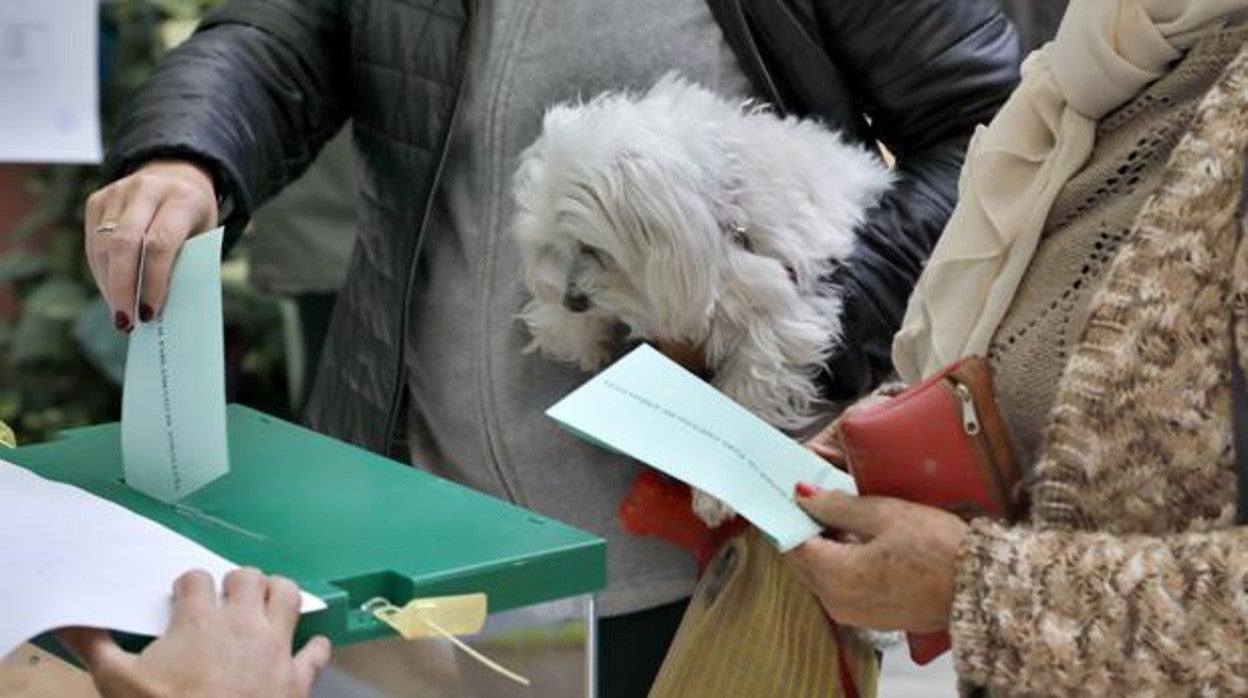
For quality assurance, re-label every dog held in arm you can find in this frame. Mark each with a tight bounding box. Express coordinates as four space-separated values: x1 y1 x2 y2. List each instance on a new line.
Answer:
512 74 891 525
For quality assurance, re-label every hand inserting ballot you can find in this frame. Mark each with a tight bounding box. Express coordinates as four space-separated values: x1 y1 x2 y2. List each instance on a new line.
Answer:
84 160 218 331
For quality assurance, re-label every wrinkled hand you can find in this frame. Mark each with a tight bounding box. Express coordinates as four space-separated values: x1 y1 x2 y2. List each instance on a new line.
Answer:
84 159 218 331
58 568 330 698
785 488 967 632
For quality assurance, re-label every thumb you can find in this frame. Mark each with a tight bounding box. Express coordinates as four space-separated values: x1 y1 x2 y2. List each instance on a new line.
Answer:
805 421 848 472
292 635 332 695
55 627 133 676
795 489 896 538
807 440 847 472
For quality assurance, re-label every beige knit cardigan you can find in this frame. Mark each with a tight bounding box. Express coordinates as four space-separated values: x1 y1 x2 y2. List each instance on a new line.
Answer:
950 42 1248 697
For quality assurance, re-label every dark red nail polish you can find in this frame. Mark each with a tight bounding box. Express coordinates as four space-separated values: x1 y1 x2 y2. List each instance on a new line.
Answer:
114 311 131 332
139 303 153 322
795 482 820 498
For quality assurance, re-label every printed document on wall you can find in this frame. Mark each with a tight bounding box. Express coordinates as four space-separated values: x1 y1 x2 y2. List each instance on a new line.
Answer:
0 0 102 163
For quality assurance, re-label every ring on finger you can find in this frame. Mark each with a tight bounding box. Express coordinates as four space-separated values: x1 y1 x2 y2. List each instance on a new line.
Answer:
95 221 118 236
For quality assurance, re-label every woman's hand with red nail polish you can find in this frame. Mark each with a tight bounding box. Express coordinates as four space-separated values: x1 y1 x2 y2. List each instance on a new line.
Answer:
84 159 218 331
795 482 820 498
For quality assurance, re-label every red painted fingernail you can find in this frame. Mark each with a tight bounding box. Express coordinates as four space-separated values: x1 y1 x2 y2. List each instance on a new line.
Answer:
795 482 820 498
113 311 132 332
139 303 153 322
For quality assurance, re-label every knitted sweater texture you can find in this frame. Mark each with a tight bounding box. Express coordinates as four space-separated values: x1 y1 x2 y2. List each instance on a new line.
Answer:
987 29 1244 471
950 41 1248 697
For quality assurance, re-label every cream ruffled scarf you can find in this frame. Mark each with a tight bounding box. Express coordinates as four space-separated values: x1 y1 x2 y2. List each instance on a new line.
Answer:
891 0 1248 383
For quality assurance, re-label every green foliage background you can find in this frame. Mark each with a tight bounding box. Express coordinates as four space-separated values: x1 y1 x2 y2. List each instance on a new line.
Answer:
0 0 289 444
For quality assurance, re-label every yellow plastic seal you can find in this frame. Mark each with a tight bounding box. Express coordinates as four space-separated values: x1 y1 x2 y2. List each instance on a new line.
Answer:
0 420 15 448
364 594 530 686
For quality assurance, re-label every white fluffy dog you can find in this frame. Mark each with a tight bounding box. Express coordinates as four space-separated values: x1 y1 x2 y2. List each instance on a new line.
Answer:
512 75 891 523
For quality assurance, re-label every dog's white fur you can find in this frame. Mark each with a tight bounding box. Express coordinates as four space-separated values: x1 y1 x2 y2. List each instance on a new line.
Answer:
512 75 891 523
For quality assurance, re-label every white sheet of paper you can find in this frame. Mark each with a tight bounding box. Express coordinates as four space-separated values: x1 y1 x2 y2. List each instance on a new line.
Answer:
0 459 325 657
0 0 102 163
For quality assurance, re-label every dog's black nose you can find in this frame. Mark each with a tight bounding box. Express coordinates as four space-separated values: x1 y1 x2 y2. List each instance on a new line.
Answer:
563 292 591 313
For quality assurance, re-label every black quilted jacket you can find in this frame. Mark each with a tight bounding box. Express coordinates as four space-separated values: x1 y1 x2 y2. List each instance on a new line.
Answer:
105 0 1020 457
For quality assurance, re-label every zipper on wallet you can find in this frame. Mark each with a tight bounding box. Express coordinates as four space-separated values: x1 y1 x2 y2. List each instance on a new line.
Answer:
953 382 981 435
948 374 1016 519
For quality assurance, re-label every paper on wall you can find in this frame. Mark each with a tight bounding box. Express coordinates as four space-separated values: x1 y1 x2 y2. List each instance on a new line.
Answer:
122 228 229 503
547 344 856 551
0 459 325 657
0 0 102 163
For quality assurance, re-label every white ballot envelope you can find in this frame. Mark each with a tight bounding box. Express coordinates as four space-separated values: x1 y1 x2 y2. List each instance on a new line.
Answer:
122 229 230 502
0 459 325 657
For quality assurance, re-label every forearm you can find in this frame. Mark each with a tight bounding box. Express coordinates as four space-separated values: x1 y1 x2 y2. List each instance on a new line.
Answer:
952 519 1248 696
105 0 349 222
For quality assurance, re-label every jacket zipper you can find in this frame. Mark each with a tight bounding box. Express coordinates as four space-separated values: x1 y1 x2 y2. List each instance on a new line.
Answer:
381 4 476 459
470 0 543 505
724 0 789 113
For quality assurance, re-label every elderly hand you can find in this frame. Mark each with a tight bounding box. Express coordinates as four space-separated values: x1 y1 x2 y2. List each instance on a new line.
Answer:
58 568 330 698
84 159 219 332
785 487 967 632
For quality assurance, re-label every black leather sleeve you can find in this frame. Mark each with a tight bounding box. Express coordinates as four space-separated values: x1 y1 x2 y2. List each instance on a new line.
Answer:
814 0 1020 398
104 0 350 231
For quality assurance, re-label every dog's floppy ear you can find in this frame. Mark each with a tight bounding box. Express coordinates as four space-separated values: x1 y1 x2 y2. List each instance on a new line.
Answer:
611 149 719 338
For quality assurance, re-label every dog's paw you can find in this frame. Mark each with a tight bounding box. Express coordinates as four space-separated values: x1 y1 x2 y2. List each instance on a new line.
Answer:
692 489 737 528
859 629 905 651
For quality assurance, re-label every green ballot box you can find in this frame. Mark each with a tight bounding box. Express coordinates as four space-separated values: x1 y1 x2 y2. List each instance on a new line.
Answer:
7 404 606 697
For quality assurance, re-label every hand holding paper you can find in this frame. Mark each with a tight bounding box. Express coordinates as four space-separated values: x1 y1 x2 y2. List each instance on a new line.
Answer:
58 570 332 698
0 459 323 658
547 345 855 550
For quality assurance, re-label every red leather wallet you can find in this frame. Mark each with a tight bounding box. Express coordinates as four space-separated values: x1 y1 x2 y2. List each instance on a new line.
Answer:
837 356 1022 665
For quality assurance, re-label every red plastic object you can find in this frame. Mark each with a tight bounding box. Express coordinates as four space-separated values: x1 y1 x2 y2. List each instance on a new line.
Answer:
619 470 747 574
